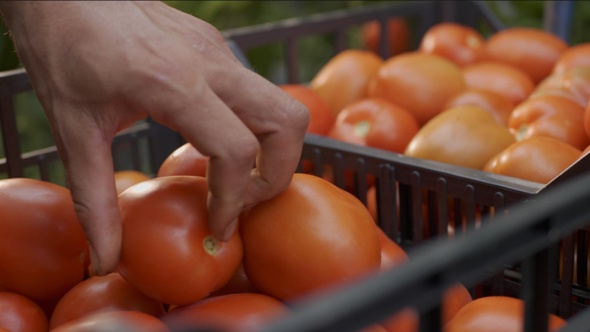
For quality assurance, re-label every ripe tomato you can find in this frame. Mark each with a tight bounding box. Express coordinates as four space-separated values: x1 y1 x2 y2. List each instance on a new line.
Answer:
114 170 151 195
49 272 165 330
328 97 419 154
444 88 514 126
461 61 535 106
310 49 384 117
376 227 408 272
535 66 590 107
484 28 568 84
163 293 289 331
585 100 590 140
239 173 381 301
51 310 169 332
157 142 208 177
508 94 589 150
553 42 590 74
367 52 466 125
419 22 486 67
444 296 566 332
404 105 516 170
279 84 336 135
0 292 48 332
117 176 243 306
362 17 410 58
209 262 257 297
484 136 582 184
0 178 88 311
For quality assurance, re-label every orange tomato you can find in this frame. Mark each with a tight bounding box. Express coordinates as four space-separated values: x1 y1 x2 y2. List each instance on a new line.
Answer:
585 100 590 140
310 49 384 117
328 97 419 154
279 84 335 135
404 105 516 170
445 88 514 126
553 42 590 74
508 94 589 150
157 142 208 177
49 272 165 330
419 22 486 67
535 66 590 107
239 173 381 301
51 310 169 332
0 292 48 332
484 136 582 184
117 176 243 306
362 17 410 57
444 296 566 332
0 178 88 312
368 52 467 125
114 170 151 195
461 61 535 106
209 262 257 297
484 28 568 84
376 227 408 272
163 293 289 332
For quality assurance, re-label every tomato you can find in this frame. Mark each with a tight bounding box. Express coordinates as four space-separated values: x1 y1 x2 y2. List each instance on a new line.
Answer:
367 52 466 126
279 84 336 135
362 17 410 57
0 178 88 312
537 66 590 106
376 227 408 272
419 22 486 67
49 272 165 330
163 293 289 331
114 170 151 195
404 105 516 170
209 262 257 297
444 296 566 332
51 310 169 332
328 97 419 154
461 61 535 106
310 49 384 117
381 283 472 332
484 28 568 84
553 42 590 74
585 100 590 140
117 176 243 306
484 136 582 184
157 142 208 177
0 292 48 332
508 94 589 150
239 173 381 301
444 88 514 126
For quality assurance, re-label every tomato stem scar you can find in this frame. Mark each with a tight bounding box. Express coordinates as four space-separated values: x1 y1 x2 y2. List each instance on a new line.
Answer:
203 236 219 255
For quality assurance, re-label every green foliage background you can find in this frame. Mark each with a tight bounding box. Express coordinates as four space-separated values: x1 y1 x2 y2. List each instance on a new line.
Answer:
1 0 589 176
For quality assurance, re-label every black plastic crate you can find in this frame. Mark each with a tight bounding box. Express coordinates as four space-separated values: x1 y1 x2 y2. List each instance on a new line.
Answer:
1 1 589 331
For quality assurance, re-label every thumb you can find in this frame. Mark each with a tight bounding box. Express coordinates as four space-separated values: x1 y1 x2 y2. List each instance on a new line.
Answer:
55 127 122 276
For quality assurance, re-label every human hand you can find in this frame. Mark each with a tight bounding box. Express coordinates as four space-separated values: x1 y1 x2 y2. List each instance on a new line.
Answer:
0 1 309 275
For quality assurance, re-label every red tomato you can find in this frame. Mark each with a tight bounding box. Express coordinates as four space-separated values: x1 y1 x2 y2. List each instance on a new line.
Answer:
114 170 151 195
508 95 589 150
0 292 48 332
239 173 381 301
51 310 169 332
0 178 88 312
157 142 208 177
209 262 257 297
163 293 289 332
367 52 466 125
362 17 410 57
461 61 535 106
117 176 243 306
376 227 408 272
310 49 384 117
419 22 486 67
328 97 419 154
444 88 514 126
484 28 568 83
585 100 590 140
444 296 566 332
280 84 336 135
49 272 165 330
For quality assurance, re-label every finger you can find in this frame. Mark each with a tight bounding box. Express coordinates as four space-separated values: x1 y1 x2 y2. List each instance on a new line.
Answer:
51 115 121 276
147 82 260 242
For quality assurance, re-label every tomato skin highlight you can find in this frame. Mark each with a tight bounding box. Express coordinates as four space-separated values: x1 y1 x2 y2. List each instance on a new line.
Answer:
157 142 208 177
117 176 243 306
0 178 88 310
239 173 381 302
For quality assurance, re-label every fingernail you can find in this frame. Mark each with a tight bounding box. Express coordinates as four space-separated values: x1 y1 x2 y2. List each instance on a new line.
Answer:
221 220 237 242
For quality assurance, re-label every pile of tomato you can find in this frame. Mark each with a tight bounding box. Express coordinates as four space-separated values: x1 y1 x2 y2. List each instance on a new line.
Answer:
1 17 583 332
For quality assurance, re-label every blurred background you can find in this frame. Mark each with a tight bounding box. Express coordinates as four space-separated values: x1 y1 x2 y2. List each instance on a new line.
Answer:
0 0 588 179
